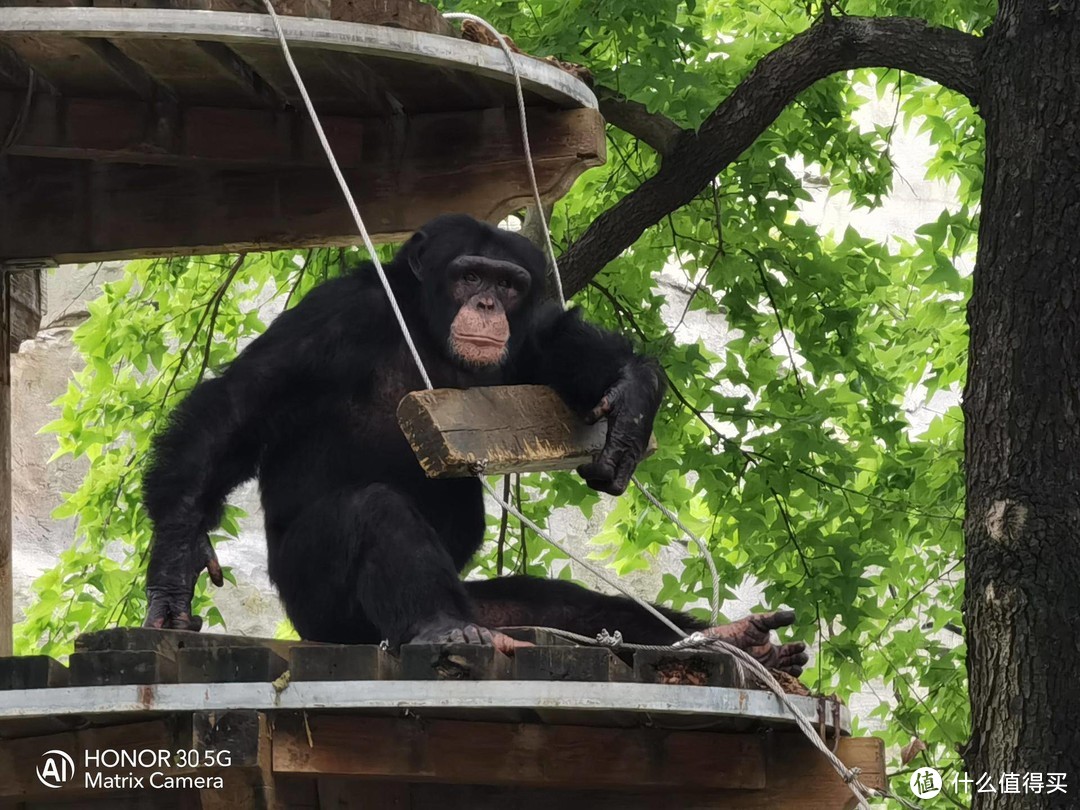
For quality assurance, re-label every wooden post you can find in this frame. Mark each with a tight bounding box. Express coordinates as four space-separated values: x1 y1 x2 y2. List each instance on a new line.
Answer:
0 270 10 657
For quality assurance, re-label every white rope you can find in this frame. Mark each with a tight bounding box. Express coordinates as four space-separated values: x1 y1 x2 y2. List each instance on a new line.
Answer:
259 7 882 807
632 475 721 624
442 12 565 307
445 17 724 629
479 478 686 637
260 0 433 390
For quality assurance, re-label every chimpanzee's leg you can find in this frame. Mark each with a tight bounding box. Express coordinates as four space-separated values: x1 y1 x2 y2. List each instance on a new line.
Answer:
268 484 479 645
465 575 809 675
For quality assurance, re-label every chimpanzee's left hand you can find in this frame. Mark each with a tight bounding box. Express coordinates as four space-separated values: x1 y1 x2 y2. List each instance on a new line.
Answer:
578 362 664 496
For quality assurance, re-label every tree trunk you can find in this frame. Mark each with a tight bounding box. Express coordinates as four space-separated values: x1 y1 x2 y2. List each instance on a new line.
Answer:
963 3 1080 807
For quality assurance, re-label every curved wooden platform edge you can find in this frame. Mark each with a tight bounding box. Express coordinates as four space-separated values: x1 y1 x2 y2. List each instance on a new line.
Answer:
0 7 598 110
0 7 606 263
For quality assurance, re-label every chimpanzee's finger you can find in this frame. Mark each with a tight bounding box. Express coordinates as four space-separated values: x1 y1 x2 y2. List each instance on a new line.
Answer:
577 458 616 493
585 395 612 425
778 644 809 667
610 454 637 496
756 609 797 630
201 536 224 587
143 602 168 629
447 628 466 644
463 625 484 645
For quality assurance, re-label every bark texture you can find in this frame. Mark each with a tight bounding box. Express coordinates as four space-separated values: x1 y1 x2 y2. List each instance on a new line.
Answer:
963 3 1080 808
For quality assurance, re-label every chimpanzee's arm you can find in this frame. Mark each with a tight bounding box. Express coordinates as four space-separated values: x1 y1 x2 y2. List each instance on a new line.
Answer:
513 303 665 494
466 576 706 645
466 577 809 675
142 276 386 629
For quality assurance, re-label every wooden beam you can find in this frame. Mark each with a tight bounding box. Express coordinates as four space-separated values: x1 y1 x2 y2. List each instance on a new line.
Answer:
278 735 885 810
74 626 314 662
272 714 767 791
0 90 368 167
0 273 9 657
397 385 656 478
1 32 162 99
0 107 604 263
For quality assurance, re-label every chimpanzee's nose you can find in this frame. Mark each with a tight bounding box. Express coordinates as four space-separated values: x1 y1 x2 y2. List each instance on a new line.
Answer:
477 296 496 311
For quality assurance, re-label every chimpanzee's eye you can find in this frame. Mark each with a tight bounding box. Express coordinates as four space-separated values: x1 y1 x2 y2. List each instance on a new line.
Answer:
498 278 510 288
464 272 480 284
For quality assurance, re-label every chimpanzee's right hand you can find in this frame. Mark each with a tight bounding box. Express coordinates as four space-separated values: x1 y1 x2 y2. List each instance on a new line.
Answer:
143 534 223 631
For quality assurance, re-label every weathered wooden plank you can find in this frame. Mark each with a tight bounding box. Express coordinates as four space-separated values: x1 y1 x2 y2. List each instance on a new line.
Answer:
0 90 363 167
632 649 742 688
0 106 604 263
74 626 313 662
227 42 400 116
0 42 33 89
277 736 884 809
316 779 410 810
0 94 596 170
0 655 67 689
1 33 160 98
400 643 511 681
0 90 369 167
290 644 400 681
176 646 288 683
69 649 177 685
514 646 632 682
103 36 284 107
398 385 657 478
194 710 278 810
272 714 768 791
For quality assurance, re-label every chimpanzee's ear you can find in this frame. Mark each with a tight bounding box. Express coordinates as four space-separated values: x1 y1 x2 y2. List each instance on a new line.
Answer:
399 229 427 281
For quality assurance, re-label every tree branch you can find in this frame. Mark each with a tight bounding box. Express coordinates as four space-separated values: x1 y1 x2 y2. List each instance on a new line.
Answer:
595 86 686 156
558 15 984 295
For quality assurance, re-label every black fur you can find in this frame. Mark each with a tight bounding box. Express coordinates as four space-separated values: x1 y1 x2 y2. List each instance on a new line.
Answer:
141 214 699 644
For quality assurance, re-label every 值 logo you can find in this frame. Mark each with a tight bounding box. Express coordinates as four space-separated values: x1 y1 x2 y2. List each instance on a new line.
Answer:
36 749 75 788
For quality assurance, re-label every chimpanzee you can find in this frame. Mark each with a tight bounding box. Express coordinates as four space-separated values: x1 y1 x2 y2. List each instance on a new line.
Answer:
142 214 807 674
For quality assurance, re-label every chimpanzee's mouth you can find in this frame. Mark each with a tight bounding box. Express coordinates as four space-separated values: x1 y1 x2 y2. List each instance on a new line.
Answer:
456 334 506 347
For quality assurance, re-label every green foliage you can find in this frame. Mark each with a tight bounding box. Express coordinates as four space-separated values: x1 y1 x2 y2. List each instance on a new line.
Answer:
23 0 988 799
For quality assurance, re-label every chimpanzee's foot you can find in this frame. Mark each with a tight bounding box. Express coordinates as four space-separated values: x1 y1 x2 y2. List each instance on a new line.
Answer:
701 610 809 676
410 617 531 656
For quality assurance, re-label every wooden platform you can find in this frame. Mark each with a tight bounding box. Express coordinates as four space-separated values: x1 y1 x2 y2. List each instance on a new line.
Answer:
0 628 886 809
0 1 605 264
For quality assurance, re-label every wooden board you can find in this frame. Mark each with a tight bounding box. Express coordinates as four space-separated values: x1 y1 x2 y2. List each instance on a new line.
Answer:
278 734 883 810
0 5 604 263
0 107 604 263
272 714 768 791
398 385 656 478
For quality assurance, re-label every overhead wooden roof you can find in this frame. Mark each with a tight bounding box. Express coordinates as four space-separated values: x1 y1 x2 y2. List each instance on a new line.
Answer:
0 1 605 264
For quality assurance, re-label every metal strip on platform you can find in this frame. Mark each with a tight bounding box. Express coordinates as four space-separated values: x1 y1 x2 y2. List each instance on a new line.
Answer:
0 7 598 109
0 680 851 733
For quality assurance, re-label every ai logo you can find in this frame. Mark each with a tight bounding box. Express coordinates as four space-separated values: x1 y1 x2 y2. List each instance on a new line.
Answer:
36 749 75 788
